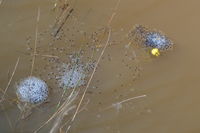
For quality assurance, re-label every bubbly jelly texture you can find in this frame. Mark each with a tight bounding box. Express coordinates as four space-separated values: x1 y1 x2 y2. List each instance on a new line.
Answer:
145 32 171 50
16 77 48 104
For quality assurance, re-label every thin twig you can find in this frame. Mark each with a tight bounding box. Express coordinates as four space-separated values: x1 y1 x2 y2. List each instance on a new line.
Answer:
0 103 13 131
59 99 90 131
72 29 111 122
56 63 78 109
53 8 74 37
35 53 83 132
53 3 69 27
49 105 76 133
103 94 147 111
1 57 20 102
66 28 112 133
56 49 84 109
117 94 146 104
65 1 120 132
107 0 120 27
33 89 79 133
34 11 85 132
30 7 40 76
31 53 59 59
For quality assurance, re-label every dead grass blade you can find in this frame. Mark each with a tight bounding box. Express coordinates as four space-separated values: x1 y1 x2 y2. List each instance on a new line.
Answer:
1 57 20 102
65 1 120 132
65 28 112 133
0 103 13 132
103 94 147 111
53 7 74 37
31 53 59 59
33 89 79 133
30 7 40 76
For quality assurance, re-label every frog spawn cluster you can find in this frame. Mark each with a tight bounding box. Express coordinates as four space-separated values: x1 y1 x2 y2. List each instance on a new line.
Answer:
58 63 86 88
130 24 173 52
145 32 172 50
16 76 48 104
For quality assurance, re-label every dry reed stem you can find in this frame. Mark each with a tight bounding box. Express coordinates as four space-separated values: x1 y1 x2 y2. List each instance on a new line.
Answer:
36 0 120 132
107 0 120 27
57 46 96 131
56 63 79 109
53 8 74 37
56 47 85 109
0 103 13 131
65 29 112 133
116 94 146 105
44 29 95 131
53 3 69 28
0 57 20 132
48 50 87 132
59 99 90 132
50 105 76 133
1 57 20 102
34 7 83 132
52 1 73 37
65 1 120 132
49 89 79 133
30 7 40 76
34 89 79 133
35 27 109 133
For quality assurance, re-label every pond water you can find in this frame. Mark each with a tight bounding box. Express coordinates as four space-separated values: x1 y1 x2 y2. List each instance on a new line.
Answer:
0 0 200 133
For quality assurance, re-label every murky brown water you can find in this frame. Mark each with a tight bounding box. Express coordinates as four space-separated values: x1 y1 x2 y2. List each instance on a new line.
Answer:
1 0 200 133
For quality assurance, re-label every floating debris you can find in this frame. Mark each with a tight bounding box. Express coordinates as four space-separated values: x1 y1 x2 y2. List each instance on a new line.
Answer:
151 48 160 57
16 76 48 104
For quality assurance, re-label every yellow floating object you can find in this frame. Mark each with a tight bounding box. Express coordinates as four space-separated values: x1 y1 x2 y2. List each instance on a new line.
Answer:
151 48 160 57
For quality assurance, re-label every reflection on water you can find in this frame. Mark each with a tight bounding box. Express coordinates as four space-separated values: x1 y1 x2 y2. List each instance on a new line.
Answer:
1 0 200 133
